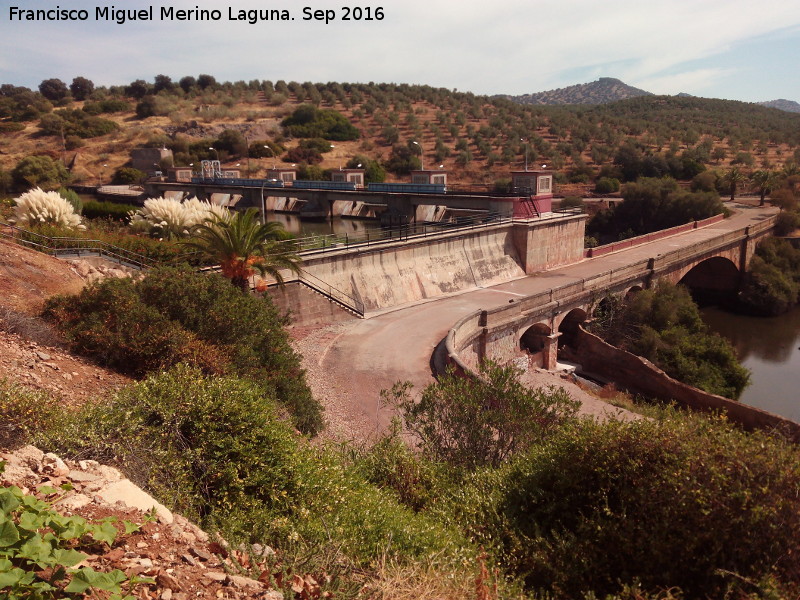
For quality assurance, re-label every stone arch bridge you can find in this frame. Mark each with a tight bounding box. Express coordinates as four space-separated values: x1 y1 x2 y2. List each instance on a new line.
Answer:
446 217 775 373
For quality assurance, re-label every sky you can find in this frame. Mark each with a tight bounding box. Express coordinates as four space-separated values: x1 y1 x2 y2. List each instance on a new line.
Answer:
1 0 799 102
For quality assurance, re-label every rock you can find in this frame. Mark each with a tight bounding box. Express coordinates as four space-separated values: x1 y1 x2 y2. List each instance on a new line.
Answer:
54 493 92 511
189 547 213 562
96 479 174 524
67 470 100 483
15 445 44 469
261 591 284 600
228 575 263 591
157 571 182 591
203 572 227 583
42 453 69 477
251 544 276 559
180 554 196 566
36 351 51 361
161 590 173 600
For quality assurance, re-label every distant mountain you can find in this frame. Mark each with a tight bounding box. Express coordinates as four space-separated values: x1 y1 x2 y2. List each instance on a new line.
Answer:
505 77 652 106
759 99 800 113
675 92 695 98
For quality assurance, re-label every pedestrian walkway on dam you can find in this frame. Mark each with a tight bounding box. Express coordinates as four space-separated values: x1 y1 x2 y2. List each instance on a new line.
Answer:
313 202 779 435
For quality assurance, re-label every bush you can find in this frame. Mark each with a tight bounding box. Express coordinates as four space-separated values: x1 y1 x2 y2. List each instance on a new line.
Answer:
112 167 146 185
57 187 82 214
43 266 322 434
594 176 620 194
39 109 118 138
281 104 359 141
774 209 800 235
81 200 139 222
739 237 800 315
81 98 130 115
591 281 749 398
485 416 800 598
559 196 584 209
0 380 60 449
38 366 467 567
12 155 70 190
383 363 579 469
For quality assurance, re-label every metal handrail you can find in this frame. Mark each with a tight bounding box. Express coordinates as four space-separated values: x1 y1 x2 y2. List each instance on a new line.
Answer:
297 269 365 316
287 208 584 255
0 223 159 269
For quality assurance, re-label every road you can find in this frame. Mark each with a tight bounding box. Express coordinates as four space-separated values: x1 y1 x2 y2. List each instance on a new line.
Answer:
313 202 779 436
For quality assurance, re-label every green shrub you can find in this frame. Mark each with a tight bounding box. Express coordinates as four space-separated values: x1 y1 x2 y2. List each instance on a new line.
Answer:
774 209 800 236
739 238 800 315
483 416 800 598
590 281 749 398
81 200 139 222
43 266 322 434
0 121 25 133
594 176 620 194
57 187 82 214
38 366 468 567
38 109 118 139
281 104 359 141
82 98 130 115
383 363 578 469
112 167 145 185
0 380 61 449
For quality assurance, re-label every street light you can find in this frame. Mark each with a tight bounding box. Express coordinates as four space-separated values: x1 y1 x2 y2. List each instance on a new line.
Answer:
412 141 424 171
520 138 529 171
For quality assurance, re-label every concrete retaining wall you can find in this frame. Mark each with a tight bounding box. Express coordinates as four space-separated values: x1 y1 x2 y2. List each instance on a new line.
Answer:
297 214 587 312
572 327 800 440
301 225 527 311
265 281 357 327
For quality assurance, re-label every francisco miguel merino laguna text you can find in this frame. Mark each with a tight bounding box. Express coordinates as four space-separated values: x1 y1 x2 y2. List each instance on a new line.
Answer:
7 6 336 25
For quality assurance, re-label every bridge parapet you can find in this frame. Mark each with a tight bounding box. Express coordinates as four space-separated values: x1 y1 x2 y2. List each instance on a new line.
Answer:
442 214 799 436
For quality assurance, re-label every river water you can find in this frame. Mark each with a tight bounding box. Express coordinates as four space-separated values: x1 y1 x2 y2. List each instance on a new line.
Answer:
702 307 800 422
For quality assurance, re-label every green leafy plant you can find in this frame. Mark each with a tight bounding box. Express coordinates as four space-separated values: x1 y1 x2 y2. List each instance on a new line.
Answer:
0 464 150 599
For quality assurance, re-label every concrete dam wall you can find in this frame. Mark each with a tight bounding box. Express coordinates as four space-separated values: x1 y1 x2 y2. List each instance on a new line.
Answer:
299 215 587 312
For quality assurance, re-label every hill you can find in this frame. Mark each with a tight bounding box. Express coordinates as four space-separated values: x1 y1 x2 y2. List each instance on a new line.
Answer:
1 77 799 192
505 77 652 105
759 98 800 113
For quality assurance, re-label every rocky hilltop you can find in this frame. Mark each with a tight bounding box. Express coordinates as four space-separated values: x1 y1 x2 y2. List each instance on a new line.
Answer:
759 99 800 113
505 77 652 105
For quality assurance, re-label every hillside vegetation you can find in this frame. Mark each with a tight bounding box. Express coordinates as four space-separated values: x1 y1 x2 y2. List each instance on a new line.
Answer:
503 76 652 105
2 76 800 192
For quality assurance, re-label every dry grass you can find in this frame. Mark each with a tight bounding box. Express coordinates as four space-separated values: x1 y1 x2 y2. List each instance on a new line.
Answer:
358 553 517 600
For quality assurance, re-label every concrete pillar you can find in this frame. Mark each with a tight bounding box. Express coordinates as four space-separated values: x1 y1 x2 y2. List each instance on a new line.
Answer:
542 332 561 371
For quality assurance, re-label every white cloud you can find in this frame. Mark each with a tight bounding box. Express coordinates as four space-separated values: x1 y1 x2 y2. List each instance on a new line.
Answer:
1 0 799 100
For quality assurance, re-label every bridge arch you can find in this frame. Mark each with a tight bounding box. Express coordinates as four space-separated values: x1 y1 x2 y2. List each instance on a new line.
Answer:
678 256 740 304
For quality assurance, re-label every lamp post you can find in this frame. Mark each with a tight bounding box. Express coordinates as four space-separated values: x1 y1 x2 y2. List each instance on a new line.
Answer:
520 138 529 171
412 141 424 171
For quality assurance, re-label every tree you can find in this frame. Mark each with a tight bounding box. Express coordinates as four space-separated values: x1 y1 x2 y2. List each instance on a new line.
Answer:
722 167 746 202
38 78 69 101
750 169 778 206
382 362 579 469
182 209 302 292
346 155 385 183
178 75 196 93
153 74 174 93
197 74 217 90
11 155 69 190
69 76 94 101
125 79 151 99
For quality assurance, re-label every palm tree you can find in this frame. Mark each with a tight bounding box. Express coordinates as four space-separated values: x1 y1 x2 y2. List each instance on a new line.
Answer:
750 170 778 206
183 208 301 292
723 167 746 202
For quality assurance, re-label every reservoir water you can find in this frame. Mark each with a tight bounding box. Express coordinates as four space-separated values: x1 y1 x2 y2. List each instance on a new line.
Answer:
702 307 800 423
